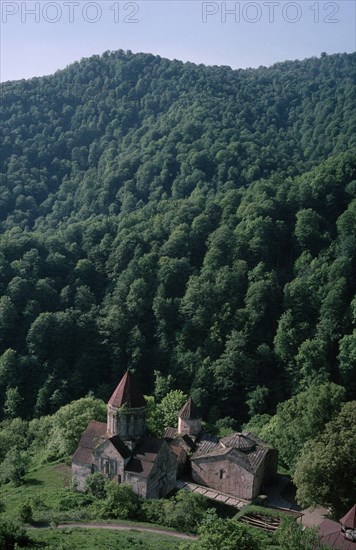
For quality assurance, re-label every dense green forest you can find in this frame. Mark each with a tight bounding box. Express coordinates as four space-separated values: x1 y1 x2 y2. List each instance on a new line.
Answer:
0 50 355 428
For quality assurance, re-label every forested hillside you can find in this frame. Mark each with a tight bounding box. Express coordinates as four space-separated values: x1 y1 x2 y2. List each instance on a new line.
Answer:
0 50 355 424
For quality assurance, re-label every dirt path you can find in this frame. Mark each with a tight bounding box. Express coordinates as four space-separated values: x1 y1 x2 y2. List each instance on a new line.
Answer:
31 522 198 541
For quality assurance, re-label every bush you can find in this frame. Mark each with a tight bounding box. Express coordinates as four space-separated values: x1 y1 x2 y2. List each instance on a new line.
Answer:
277 517 328 550
0 518 30 548
163 491 209 533
18 503 33 524
85 472 107 499
186 511 262 550
141 499 166 524
100 483 141 520
55 492 94 512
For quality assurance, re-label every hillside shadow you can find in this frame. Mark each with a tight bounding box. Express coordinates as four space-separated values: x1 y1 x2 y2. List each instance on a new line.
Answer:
24 478 44 486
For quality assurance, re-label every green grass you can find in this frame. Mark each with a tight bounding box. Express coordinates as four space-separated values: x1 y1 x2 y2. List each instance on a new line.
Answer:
235 504 291 521
28 527 181 549
0 462 74 520
0 461 193 550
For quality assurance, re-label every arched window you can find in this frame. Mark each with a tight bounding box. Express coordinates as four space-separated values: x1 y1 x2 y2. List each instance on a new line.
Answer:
219 469 226 480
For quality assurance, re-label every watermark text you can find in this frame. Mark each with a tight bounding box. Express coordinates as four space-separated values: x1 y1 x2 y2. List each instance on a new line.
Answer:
201 2 340 23
1 1 140 24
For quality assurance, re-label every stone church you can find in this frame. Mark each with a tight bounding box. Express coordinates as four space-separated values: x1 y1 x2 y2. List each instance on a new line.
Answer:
72 371 277 501
165 397 278 501
72 370 177 498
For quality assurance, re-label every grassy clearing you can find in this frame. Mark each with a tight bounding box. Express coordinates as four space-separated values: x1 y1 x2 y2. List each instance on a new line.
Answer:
0 462 74 520
28 527 180 549
0 461 192 550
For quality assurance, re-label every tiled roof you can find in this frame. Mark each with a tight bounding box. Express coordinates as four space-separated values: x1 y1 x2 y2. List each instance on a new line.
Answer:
72 445 93 465
220 433 257 451
191 432 271 473
340 506 356 530
319 519 356 549
108 370 146 409
178 397 201 420
227 448 254 473
248 447 269 471
125 435 165 479
72 420 107 464
191 434 224 459
164 427 178 440
125 457 155 477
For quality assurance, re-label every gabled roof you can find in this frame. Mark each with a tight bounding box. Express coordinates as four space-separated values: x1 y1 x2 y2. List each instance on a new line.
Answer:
92 435 131 460
125 435 166 478
248 447 269 471
108 370 146 409
319 519 356 549
340 505 356 529
109 435 131 459
191 434 223 459
72 420 107 464
178 397 201 420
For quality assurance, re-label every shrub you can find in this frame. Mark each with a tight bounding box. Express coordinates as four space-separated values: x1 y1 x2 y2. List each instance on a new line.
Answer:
85 472 107 499
100 483 141 520
163 491 209 533
0 518 30 548
188 511 262 550
55 492 93 512
18 503 33 524
277 517 329 550
141 499 166 524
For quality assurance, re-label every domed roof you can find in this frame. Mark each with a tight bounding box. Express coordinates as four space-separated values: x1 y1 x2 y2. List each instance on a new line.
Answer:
220 433 257 452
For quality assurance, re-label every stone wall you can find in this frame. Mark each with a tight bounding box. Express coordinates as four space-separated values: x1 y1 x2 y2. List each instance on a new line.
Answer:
93 440 127 482
107 405 146 440
124 472 148 498
178 417 201 436
72 460 92 492
146 442 177 498
191 456 256 500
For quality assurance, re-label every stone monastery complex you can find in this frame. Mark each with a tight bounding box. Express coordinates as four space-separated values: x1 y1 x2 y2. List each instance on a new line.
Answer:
72 370 278 501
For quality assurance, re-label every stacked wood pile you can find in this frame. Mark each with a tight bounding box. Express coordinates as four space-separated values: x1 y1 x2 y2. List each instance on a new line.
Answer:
239 512 282 532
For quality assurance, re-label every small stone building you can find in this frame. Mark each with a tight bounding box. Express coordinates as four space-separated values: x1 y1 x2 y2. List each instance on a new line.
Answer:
318 504 356 548
165 398 278 501
72 371 177 499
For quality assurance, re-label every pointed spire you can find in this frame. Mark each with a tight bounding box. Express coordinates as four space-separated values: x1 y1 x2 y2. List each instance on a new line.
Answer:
178 397 201 420
340 504 356 529
108 370 146 409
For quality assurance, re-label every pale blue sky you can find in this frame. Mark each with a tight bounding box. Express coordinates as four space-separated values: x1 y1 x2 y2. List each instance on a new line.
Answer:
1 1 355 82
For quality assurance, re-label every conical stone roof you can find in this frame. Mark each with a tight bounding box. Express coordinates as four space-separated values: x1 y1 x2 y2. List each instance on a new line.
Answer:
108 370 146 409
178 397 201 420
339 504 356 529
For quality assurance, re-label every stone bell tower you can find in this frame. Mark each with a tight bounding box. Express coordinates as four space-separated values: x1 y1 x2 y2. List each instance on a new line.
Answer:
178 397 202 437
107 370 147 450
